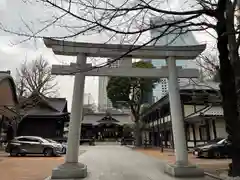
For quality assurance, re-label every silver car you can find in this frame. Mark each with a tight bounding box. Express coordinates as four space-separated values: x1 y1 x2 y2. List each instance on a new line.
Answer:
46 138 67 154
5 136 64 156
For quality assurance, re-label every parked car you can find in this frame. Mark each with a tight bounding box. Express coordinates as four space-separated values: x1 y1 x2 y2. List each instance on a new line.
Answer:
61 142 67 153
193 138 231 158
195 138 224 148
80 137 95 146
5 136 65 157
45 138 66 154
120 137 135 145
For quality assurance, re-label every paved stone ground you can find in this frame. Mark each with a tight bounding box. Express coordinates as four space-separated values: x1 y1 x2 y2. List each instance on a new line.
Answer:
0 155 64 180
135 148 229 176
0 145 217 180
77 145 215 180
0 151 85 180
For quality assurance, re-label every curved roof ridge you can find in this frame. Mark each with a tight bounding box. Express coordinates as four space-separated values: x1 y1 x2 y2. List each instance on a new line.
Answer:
0 72 18 105
20 92 59 112
32 93 60 112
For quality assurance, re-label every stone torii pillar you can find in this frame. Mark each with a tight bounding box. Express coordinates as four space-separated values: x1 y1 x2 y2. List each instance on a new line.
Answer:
50 54 88 179
167 57 188 164
164 57 203 177
43 38 206 179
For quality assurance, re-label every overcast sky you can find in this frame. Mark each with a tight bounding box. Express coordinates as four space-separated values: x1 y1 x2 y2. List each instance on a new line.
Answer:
0 0 104 111
0 0 216 110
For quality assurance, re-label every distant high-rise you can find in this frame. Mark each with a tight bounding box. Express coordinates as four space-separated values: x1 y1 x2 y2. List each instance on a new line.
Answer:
98 58 132 112
148 17 200 102
84 93 95 105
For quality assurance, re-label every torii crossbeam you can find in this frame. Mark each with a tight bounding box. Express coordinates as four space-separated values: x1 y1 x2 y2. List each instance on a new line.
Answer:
43 37 206 179
51 63 199 78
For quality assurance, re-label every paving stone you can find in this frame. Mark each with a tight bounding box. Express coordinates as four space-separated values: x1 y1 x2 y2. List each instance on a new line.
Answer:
77 145 216 180
0 144 217 180
0 156 64 180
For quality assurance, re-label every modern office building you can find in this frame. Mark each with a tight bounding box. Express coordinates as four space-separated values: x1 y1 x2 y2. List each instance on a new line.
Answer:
98 17 200 105
84 93 95 105
148 17 200 102
98 58 132 112
98 76 110 111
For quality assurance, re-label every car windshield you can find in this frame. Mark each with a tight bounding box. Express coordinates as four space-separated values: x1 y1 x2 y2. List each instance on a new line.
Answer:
46 138 58 143
37 138 49 143
15 137 48 143
217 139 226 144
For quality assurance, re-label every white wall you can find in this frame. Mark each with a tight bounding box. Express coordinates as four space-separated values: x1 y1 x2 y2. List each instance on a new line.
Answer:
195 105 207 111
187 122 206 148
188 125 194 140
188 121 215 141
194 123 201 141
209 120 216 139
215 119 228 138
183 105 207 117
184 105 195 117
147 104 227 148
187 141 195 148
187 118 227 148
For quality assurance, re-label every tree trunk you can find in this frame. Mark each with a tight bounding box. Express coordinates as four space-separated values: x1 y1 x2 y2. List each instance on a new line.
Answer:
134 120 142 147
216 1 240 176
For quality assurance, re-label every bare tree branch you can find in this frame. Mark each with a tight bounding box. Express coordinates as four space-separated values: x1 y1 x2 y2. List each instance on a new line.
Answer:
15 56 59 97
196 50 219 79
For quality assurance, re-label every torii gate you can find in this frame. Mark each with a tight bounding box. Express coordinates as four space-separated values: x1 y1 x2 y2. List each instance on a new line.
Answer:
43 38 206 179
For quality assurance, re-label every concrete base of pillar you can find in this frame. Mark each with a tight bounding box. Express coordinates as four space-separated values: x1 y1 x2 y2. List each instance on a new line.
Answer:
164 163 204 178
220 173 240 180
46 162 87 180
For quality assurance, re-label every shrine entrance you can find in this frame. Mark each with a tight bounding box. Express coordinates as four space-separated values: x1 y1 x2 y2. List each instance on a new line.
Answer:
43 37 205 179
96 114 121 140
96 123 121 140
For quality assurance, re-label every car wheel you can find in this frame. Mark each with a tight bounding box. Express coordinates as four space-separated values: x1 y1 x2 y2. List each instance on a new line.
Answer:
10 151 16 157
62 147 66 154
10 148 19 157
214 151 221 159
43 148 54 157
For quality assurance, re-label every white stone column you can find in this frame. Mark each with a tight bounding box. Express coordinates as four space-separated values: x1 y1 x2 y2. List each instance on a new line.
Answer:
50 53 87 180
166 57 188 165
65 53 86 162
164 57 204 177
